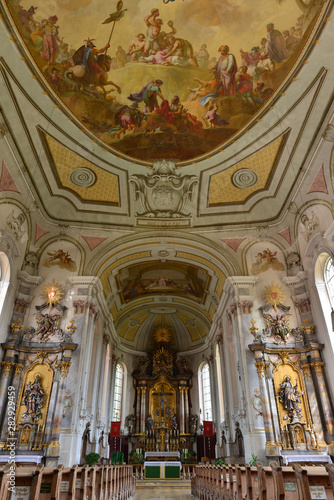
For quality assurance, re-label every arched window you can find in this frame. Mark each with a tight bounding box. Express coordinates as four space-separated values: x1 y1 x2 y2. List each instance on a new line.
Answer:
314 252 334 352
199 362 213 421
324 257 334 308
112 362 124 421
0 252 10 317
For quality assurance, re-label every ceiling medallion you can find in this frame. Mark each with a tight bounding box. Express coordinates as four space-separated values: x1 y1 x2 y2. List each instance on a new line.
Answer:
232 169 258 189
70 168 97 188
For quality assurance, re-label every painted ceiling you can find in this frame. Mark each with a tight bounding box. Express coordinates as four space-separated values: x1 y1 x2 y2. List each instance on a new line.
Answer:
2 0 324 164
0 0 332 353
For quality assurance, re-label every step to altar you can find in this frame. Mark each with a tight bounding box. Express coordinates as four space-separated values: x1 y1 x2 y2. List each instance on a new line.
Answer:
136 480 191 488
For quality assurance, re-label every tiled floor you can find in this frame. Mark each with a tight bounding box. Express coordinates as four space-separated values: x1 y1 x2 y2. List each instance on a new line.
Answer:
133 486 194 499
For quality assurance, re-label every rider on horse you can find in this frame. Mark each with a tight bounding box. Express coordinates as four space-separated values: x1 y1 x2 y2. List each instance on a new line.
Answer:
73 38 110 82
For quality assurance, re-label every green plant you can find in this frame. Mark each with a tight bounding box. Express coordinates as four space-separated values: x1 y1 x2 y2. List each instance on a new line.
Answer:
215 459 228 467
131 451 144 464
248 453 259 467
85 452 100 465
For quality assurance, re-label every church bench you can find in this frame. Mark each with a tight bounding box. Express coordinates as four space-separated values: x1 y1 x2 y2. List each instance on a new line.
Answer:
0 463 135 500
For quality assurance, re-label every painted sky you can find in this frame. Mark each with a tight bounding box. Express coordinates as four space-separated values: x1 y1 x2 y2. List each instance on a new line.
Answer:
15 0 304 62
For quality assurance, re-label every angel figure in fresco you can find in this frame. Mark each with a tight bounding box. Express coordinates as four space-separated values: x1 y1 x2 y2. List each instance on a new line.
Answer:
21 375 44 422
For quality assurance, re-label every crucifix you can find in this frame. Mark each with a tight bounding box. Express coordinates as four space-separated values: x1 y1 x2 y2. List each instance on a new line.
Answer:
153 385 173 418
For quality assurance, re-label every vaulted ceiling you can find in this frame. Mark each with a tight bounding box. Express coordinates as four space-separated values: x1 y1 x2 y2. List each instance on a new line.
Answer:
0 0 332 352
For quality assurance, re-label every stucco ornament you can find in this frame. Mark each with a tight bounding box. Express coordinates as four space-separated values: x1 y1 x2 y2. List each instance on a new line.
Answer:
130 160 198 219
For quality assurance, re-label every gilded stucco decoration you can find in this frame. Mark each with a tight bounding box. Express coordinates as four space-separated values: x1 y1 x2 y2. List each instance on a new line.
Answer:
208 133 287 205
43 134 119 204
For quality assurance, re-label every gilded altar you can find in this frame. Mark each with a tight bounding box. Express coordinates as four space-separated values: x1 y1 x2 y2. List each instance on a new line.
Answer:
131 326 193 455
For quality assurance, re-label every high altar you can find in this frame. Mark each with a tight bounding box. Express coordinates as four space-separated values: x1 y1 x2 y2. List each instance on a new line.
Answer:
129 327 195 478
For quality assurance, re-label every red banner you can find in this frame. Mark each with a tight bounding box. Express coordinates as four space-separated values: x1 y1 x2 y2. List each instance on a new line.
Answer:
203 420 213 436
110 421 121 437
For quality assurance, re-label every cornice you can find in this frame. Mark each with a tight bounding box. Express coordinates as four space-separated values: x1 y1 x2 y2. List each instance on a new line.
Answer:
16 270 43 287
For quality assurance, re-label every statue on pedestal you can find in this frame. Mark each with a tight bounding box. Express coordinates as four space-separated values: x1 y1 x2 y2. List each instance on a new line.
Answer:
21 374 44 423
278 376 303 422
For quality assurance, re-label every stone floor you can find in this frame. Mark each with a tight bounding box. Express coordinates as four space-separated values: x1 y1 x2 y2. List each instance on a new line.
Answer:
133 485 194 499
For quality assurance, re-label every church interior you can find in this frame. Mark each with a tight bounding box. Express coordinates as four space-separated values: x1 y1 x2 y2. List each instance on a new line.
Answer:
0 0 334 497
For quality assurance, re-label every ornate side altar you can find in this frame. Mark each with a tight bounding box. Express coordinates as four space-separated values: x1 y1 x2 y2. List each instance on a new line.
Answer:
128 326 195 475
248 281 334 463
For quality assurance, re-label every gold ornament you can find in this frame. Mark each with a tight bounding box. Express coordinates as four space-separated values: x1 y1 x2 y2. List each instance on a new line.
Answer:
154 326 172 343
263 281 286 311
41 280 64 308
11 317 23 335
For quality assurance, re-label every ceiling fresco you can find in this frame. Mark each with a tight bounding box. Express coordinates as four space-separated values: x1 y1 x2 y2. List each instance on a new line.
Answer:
3 0 323 164
115 261 210 304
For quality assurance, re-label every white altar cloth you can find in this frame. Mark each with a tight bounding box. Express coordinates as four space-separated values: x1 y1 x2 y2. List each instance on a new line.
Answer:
282 454 332 465
145 451 180 459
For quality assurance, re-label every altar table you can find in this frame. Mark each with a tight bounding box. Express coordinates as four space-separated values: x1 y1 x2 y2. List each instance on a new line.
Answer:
144 460 182 479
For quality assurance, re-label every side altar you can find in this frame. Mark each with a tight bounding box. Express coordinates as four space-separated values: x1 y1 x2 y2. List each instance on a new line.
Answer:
126 326 197 476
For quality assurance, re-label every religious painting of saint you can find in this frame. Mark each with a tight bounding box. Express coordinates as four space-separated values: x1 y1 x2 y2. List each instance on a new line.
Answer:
3 0 325 163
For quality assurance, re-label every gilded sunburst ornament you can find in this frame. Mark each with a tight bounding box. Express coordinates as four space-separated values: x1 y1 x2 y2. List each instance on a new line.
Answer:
154 326 172 343
41 280 64 308
262 281 286 311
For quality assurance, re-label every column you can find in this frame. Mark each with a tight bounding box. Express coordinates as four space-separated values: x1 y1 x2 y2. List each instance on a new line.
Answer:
255 361 275 446
300 363 324 445
179 387 185 434
136 387 141 433
140 387 146 434
184 388 189 433
310 360 334 442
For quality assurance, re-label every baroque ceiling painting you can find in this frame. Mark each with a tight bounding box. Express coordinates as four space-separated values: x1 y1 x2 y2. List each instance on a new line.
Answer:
116 261 209 304
3 0 324 163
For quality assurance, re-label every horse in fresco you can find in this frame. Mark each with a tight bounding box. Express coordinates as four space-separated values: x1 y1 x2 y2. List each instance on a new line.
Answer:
64 54 121 98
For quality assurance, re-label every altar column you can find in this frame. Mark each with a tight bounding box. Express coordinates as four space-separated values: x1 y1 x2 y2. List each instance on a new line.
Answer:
184 388 189 433
140 387 147 434
255 360 275 447
179 387 185 434
136 387 141 433
310 359 334 442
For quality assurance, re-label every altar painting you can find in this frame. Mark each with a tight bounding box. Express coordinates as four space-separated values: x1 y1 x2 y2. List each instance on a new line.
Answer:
116 261 209 303
3 0 323 163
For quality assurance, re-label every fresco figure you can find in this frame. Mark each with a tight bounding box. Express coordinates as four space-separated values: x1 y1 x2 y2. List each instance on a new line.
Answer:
236 66 254 104
198 44 209 67
74 39 110 81
41 16 61 65
266 23 290 63
240 46 261 70
128 79 164 112
203 103 229 128
187 73 221 102
143 9 164 55
215 45 237 95
128 34 146 62
163 35 198 66
200 45 237 106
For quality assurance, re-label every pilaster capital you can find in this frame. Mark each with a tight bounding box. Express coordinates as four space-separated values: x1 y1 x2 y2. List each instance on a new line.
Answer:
255 361 266 378
310 361 324 373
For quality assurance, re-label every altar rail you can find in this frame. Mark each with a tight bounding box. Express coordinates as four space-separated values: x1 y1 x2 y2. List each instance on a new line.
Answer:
191 463 334 500
0 463 135 499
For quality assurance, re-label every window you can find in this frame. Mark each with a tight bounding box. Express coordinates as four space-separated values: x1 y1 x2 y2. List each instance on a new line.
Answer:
0 252 10 317
324 257 334 308
199 362 213 421
112 362 124 421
